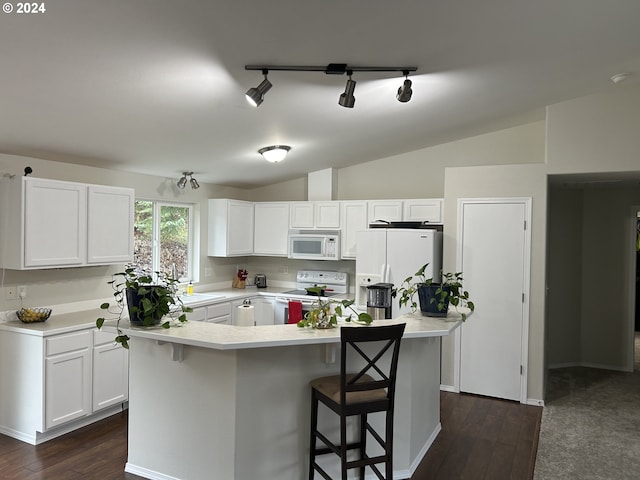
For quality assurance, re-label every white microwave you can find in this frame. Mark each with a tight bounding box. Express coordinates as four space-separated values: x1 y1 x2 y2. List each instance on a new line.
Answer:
288 233 340 260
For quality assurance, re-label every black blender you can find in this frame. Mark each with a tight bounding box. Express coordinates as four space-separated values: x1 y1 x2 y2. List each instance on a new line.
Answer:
366 283 394 320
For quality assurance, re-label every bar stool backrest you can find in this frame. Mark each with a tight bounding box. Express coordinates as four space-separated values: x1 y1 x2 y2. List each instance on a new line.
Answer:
339 323 406 410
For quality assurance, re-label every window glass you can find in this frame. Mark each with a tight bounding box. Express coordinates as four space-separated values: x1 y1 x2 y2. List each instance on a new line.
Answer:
133 200 193 281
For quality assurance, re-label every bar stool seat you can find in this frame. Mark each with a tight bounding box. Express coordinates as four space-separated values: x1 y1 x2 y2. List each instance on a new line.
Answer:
308 323 406 480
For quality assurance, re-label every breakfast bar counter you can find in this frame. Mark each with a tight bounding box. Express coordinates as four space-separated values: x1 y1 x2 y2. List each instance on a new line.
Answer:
120 314 463 480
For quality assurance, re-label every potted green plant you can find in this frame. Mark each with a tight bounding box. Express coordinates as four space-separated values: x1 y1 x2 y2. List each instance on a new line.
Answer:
96 266 192 348
296 286 373 329
396 263 474 320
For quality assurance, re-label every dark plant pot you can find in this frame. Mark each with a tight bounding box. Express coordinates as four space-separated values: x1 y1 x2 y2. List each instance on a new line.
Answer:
126 286 165 326
417 284 450 317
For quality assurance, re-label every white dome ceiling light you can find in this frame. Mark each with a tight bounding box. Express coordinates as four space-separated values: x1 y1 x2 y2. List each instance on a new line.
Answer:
258 145 291 163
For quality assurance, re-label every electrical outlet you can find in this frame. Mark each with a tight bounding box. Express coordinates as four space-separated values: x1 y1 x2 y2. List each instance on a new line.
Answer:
5 286 16 300
18 285 27 299
282 265 289 274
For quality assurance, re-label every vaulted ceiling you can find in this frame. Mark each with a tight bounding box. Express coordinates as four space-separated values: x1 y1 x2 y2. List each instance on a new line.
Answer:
1 0 639 187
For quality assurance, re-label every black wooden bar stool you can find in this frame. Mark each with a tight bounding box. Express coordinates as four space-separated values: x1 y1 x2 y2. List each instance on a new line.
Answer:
308 323 406 480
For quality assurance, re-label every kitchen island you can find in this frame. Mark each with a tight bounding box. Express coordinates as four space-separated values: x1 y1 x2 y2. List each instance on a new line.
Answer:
120 313 462 480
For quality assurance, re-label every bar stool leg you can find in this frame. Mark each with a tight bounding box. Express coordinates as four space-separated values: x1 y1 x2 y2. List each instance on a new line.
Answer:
341 412 348 480
359 413 367 480
309 391 318 480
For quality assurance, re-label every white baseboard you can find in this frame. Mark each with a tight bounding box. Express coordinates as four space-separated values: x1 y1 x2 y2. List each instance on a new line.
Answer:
527 398 544 407
548 361 630 372
440 384 458 392
126 463 181 480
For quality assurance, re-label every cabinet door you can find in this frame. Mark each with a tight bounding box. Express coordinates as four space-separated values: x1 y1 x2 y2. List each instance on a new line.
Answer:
289 202 315 229
340 201 368 259
24 179 86 267
403 199 443 223
367 200 403 225
207 302 232 324
93 330 129 412
87 186 135 264
253 297 275 325
45 331 92 429
315 202 340 229
208 199 254 256
254 202 290 256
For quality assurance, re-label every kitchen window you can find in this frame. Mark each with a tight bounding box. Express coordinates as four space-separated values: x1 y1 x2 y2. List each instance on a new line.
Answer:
133 200 194 282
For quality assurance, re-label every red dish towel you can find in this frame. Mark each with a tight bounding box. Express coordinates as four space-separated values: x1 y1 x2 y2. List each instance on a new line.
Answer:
288 301 303 324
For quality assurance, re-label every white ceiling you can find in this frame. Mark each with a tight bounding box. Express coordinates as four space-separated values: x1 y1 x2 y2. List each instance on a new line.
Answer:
1 0 639 188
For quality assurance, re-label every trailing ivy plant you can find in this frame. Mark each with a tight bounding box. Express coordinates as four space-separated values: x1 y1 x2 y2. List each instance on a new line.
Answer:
296 287 373 329
96 266 192 349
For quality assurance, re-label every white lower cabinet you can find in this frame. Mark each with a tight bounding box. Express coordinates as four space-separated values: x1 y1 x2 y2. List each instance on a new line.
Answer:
0 323 130 443
252 297 275 325
45 330 92 430
206 302 232 324
92 330 129 412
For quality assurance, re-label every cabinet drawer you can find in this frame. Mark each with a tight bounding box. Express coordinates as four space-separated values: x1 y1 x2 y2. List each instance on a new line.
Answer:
207 302 231 319
187 307 207 322
93 329 117 347
46 330 91 356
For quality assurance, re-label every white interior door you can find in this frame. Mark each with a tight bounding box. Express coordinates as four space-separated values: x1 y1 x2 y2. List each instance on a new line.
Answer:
458 199 531 402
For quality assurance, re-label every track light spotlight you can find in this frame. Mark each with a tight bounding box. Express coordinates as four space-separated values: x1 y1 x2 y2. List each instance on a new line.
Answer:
396 72 413 103
245 69 272 107
338 72 356 108
177 173 188 189
177 172 199 189
258 145 291 163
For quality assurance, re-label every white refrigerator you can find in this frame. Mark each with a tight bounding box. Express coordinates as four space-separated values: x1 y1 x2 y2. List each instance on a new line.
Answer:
355 229 442 315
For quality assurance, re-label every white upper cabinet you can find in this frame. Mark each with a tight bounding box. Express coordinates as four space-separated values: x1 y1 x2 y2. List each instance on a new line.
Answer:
254 202 290 256
368 198 444 225
0 177 134 269
402 199 443 223
208 199 254 257
340 201 368 259
290 201 340 229
367 200 403 225
87 186 135 264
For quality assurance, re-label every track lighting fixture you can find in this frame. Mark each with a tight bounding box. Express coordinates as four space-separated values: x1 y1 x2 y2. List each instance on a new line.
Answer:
396 71 413 103
258 145 291 163
338 71 356 108
177 172 199 189
245 69 272 107
245 63 417 108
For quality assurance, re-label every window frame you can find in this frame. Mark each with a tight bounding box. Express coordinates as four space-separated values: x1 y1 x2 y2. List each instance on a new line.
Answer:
134 199 195 283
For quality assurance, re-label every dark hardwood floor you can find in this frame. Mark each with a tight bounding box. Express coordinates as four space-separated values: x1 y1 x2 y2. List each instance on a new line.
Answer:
0 392 541 479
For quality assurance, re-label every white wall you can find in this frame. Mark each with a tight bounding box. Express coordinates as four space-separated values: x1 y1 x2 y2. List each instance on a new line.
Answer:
580 187 640 370
546 83 640 174
442 164 548 403
546 187 583 367
335 121 546 199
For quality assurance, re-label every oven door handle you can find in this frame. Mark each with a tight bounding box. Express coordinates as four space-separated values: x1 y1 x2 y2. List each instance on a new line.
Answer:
275 297 318 307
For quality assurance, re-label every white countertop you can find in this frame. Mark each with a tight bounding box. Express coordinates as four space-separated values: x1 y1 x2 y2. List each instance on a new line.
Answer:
0 286 292 336
115 312 463 350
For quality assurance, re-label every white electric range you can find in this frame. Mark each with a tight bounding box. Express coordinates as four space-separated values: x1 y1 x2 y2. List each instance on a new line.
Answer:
274 270 349 324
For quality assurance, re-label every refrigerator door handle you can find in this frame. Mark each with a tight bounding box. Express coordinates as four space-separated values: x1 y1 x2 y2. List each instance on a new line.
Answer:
381 264 390 283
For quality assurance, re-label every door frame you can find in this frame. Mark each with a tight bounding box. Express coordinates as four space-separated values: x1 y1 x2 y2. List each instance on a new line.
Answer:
625 204 640 371
452 197 533 404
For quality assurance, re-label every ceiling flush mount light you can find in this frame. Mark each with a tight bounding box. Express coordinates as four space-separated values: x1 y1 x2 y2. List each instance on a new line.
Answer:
610 72 631 84
396 71 413 103
245 69 272 107
177 172 199 189
338 71 356 108
245 63 417 108
258 145 291 163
